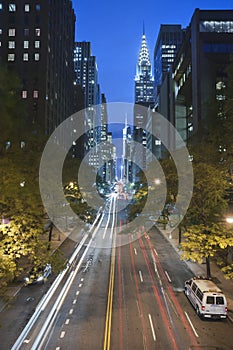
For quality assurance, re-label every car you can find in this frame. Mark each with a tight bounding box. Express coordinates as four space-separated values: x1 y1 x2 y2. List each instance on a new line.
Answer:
24 263 52 286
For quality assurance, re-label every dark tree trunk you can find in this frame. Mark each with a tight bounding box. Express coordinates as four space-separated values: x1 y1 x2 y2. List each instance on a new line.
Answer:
206 256 211 279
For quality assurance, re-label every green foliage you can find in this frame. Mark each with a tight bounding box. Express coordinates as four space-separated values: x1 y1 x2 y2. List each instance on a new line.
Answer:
185 162 228 226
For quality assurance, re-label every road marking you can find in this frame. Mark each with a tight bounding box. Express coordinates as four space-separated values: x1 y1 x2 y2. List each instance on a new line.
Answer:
136 299 141 317
153 248 158 256
60 331 66 338
73 299 77 304
23 339 30 343
185 311 199 337
69 308 73 315
139 270 143 282
81 278 84 282
134 248 137 255
148 314 156 341
65 319 70 325
79 283 82 288
165 270 172 283
76 290 80 296
55 347 60 350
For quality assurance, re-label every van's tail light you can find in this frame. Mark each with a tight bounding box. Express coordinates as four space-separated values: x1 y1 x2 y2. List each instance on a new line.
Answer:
201 305 205 311
225 307 228 312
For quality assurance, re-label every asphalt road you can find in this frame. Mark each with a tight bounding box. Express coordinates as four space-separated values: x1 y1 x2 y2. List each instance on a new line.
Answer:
1 196 233 350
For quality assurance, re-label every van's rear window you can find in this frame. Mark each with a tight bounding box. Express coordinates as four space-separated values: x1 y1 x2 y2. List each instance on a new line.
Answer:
216 296 224 305
206 296 215 304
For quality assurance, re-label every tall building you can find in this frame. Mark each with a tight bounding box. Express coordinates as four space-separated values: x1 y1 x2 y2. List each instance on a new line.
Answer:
154 25 184 105
134 28 154 172
74 41 100 108
0 0 76 135
170 9 233 144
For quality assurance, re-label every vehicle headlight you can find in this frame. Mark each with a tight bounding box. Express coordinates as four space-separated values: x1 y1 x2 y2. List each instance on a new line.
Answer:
37 276 44 282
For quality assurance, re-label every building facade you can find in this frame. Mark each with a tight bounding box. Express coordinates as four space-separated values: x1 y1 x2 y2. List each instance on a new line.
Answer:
134 29 154 172
154 25 184 105
0 0 76 135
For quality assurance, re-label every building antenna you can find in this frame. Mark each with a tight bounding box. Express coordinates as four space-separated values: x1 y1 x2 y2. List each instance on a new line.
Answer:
143 20 145 36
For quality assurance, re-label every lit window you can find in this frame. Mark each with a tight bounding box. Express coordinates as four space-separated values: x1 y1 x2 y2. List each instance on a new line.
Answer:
23 53 29 61
8 41 15 48
35 28 40 36
8 53 15 61
0 4 2 10
0 29 2 34
33 90 39 98
22 90 27 98
36 4 40 11
34 40 40 48
9 4 16 12
24 28 29 36
23 40 29 49
34 53 39 61
24 4 30 12
8 28 16 36
0 42 1 47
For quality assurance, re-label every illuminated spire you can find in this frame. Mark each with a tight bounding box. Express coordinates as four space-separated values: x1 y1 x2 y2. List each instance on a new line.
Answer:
138 28 151 66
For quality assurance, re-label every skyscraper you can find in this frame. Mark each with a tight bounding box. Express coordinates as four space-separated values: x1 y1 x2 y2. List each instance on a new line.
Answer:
0 0 76 135
154 25 184 106
134 28 154 171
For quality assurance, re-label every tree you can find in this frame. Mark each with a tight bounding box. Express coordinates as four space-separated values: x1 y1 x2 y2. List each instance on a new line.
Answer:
181 162 229 278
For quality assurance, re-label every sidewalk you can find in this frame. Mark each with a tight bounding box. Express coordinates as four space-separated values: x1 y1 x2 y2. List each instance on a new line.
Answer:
158 225 233 321
0 228 68 313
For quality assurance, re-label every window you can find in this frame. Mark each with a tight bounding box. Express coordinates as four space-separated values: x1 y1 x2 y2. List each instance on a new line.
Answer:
8 53 15 61
24 28 29 36
33 90 39 98
216 297 224 305
8 28 16 36
0 3 2 11
24 4 30 12
0 29 2 34
35 28 40 36
9 3 16 12
206 296 215 304
34 40 40 48
23 40 29 49
34 53 39 61
8 40 15 48
22 90 27 99
23 53 29 61
36 4 40 11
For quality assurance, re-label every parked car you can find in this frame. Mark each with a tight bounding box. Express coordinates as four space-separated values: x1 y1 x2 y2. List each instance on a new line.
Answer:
24 263 52 286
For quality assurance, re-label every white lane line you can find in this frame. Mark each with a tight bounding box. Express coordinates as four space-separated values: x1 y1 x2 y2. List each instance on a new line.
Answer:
134 248 137 255
23 339 30 343
185 311 199 337
60 331 66 339
73 299 77 304
55 347 60 350
136 299 141 317
165 270 172 283
153 248 158 256
69 308 73 315
139 270 143 282
79 283 82 288
148 314 156 341
81 278 84 282
65 319 70 325
76 290 80 296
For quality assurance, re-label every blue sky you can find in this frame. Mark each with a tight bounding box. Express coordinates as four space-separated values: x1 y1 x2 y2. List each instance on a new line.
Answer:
72 0 232 104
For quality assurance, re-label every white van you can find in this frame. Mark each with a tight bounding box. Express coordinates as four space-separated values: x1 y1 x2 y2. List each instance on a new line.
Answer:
184 276 227 319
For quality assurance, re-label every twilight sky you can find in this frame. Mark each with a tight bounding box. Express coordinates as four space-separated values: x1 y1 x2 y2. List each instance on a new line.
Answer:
72 0 232 104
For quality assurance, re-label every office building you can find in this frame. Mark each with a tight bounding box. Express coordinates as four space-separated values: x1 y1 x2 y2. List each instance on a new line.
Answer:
154 25 184 105
0 0 76 135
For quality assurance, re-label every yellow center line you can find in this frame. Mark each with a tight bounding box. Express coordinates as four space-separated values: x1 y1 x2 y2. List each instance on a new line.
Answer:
103 225 117 350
